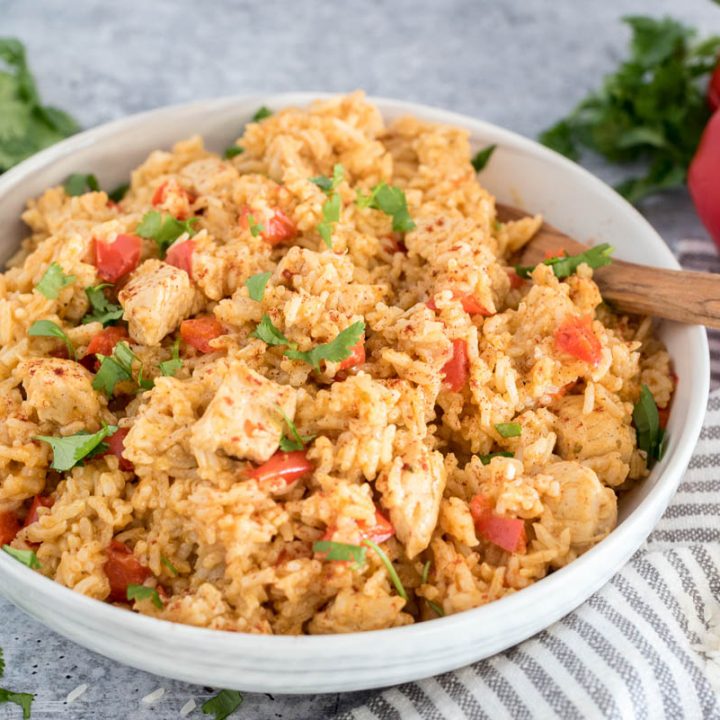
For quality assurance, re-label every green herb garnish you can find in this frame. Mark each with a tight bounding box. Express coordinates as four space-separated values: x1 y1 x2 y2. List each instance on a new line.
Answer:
108 182 129 203
245 271 272 302
93 341 152 395
2 546 40 569
317 192 341 249
515 243 614 280
158 338 182 377
223 145 244 159
495 423 522 438
126 584 163 609
539 17 720 203
251 315 291 347
471 145 497 172
284 321 365 371
311 163 344 194
427 600 445 617
632 384 667 467
363 538 408 601
34 424 118 472
136 210 198 257
252 106 272 122
202 689 244 720
63 173 99 196
0 38 79 173
27 319 75 359
313 540 367 568
161 557 178 576
356 182 415 233
247 214 264 238
421 560 431 584
478 451 514 465
81 284 123 326
35 262 76 299
277 406 315 452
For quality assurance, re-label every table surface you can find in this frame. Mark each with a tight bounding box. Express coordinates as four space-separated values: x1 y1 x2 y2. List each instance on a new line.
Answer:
1 0 718 718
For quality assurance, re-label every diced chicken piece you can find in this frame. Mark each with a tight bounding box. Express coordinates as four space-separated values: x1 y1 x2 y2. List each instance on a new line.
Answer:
19 358 100 428
377 441 446 558
118 259 198 346
191 362 296 466
543 461 617 555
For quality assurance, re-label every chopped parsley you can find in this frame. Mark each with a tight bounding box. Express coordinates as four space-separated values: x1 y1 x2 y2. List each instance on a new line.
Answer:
161 557 178 576
0 37 79 173
427 600 445 617
495 423 522 438
478 451 514 465
284 321 365 371
245 271 272 302
515 243 614 280
63 173 99 196
35 262 76 299
251 315 291 347
223 145 244 159
311 163 344 194
158 338 182 377
277 406 315 452
247 213 264 238
127 584 163 609
27 319 75 359
313 540 367 568
356 182 415 233
363 538 408 601
0 687 34 720
2 546 40 569
107 182 129 203
136 210 198 257
81 284 123 326
34 424 118 472
421 560 431 584
93 341 153 395
252 106 272 122
202 689 244 720
633 384 667 467
317 192 341 249
471 144 497 172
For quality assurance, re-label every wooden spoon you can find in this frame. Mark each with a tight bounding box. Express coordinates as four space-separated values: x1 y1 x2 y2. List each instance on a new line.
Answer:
497 203 720 329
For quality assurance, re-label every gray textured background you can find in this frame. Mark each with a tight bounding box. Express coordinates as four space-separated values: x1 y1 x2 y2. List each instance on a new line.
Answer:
1 1 719 718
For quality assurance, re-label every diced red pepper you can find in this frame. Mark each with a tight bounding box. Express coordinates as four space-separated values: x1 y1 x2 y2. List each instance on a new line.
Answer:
442 339 469 392
166 238 194 276
102 428 134 472
709 61 720 112
383 233 407 254
0 511 20 546
23 496 54 528
104 540 151 603
86 326 129 358
247 451 313 487
180 316 224 354
361 510 395 544
151 181 169 207
689 109 720 249
507 269 525 290
338 338 365 371
152 181 194 218
658 406 670 430
554 315 602 366
263 209 297 247
470 494 526 554
427 291 492 317
544 247 566 259
94 233 142 283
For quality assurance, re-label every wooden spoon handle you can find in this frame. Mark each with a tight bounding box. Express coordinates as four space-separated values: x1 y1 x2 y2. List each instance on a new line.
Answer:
497 203 720 328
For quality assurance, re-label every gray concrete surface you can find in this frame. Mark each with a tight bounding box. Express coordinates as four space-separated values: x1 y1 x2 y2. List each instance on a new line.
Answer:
1 1 718 718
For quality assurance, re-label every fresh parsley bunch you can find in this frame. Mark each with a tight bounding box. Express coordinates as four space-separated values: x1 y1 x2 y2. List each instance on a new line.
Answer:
540 17 720 203
0 38 79 172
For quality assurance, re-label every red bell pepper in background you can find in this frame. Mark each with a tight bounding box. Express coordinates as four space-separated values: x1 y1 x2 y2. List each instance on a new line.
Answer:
709 62 720 112
688 109 720 250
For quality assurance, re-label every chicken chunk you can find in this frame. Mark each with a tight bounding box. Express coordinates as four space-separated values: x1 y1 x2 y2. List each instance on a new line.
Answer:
543 461 617 556
377 441 446 558
191 362 296 466
119 259 199 346
19 358 100 428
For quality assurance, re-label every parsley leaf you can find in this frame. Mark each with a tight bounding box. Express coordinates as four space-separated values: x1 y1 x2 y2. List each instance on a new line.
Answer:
107 182 129 203
93 341 152 395
247 213 264 238
161 556 178 576
223 145 244 159
284 321 365 370
245 271 272 302
317 192 341 249
277 405 315 452
81 284 123 326
2 546 40 569
471 144 497 172
311 163 345 194
251 315 291 346
63 173 99 196
127 584 163 609
356 182 415 233
202 689 244 720
27 319 75 359
313 540 367 568
0 38 80 173
0 688 34 720
136 210 198 256
478 451 514 465
363 538 408 600
421 560 431 584
35 262 76 299
495 422 522 438
427 600 445 617
34 424 117 472
252 106 272 122
633 384 667 467
158 338 182 377
515 243 614 280
539 17 720 203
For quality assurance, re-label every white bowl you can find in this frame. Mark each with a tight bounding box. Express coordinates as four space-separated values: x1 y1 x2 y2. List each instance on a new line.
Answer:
0 94 709 694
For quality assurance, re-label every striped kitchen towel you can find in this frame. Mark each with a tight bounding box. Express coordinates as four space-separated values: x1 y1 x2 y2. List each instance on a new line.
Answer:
336 238 720 720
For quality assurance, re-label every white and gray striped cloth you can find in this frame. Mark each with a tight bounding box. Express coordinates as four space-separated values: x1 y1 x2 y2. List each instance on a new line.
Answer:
337 238 720 720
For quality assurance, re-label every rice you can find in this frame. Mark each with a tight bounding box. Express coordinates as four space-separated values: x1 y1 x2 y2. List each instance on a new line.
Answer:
0 91 674 634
